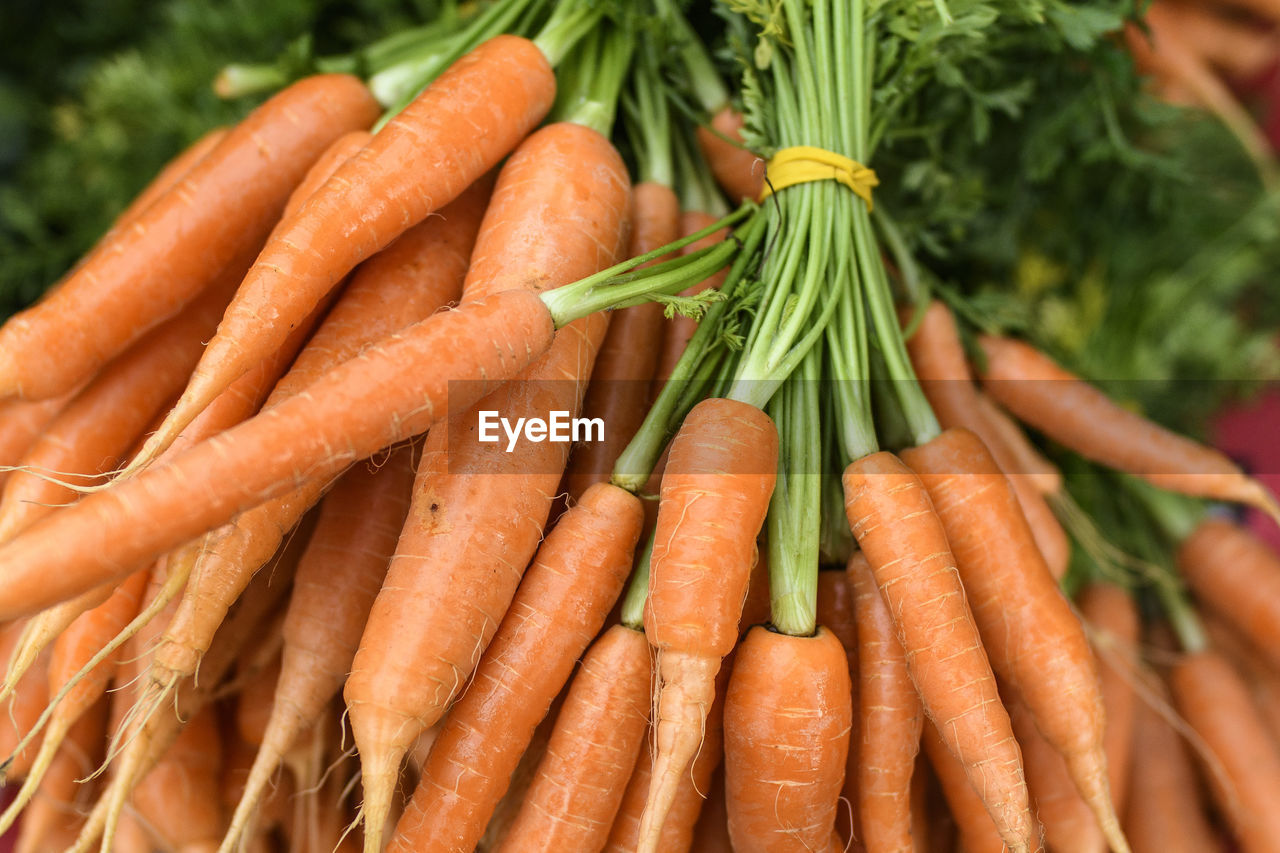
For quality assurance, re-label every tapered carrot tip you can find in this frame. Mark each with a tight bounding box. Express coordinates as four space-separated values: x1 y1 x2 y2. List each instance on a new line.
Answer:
360 750 399 853
1067 750 1130 853
637 650 721 853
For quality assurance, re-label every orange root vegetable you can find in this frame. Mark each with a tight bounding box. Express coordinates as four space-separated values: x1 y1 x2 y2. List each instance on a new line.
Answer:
0 392 77 494
690 765 734 853
0 75 379 402
0 620 51 781
696 107 763 202
130 706 225 851
723 626 852 853
384 483 644 853
220 447 414 853
652 210 732 393
1172 650 1280 853
978 334 1279 520
849 550 922 853
921 723 1010 853
0 568 148 830
902 300 1068 577
1202 615 1280 747
639 398 778 853
144 35 555 460
605 659 735 853
972 393 1062 495
1077 584 1140 816
843 451 1035 853
564 180 680 499
12 694 106 853
1123 682 1220 853
234 653 281 748
1177 517 1280 672
900 429 1125 853
0 266 243 544
817 567 860 845
495 624 652 852
354 122 630 853
1012 699 1105 853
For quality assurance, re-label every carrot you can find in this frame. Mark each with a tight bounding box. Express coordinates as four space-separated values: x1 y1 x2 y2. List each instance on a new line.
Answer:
817 566 861 846
843 451 1035 853
564 180 680 499
1177 517 1280 672
0 169 501 622
12 694 106 853
978 334 1280 520
1171 650 1280 853
384 482 644 853
902 301 1069 577
900 428 1126 853
0 621 51 781
129 705 225 851
1011 698 1105 853
139 173 486 696
972 393 1061 495
652 210 732 392
220 446 414 853
690 765 734 853
0 568 148 830
1201 615 1280 748
0 75 379 402
234 654 281 748
696 107 763 202
1123 681 1220 853
138 34 556 463
0 265 244 544
1159 2 1280 81
921 723 1009 853
605 658 735 853
0 392 77 494
848 550 922 853
723 625 851 853
638 398 778 853
351 119 630 852
1077 583 1140 817
495 623 652 852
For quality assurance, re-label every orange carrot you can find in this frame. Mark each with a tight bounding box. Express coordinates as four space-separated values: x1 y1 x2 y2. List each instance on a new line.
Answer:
843 451 1035 853
140 34 556 462
0 392 77 494
972 393 1061 495
696 107 763 202
1178 517 1280 672
723 625 852 853
0 621 51 781
141 175 487 702
817 567 861 846
1171 650 1280 853
1123 682 1220 853
234 653 281 748
0 568 148 830
652 210 732 393
638 398 778 853
690 765 734 853
495 623 652 852
1159 2 1280 81
978 334 1279 519
0 173 500 623
1012 698 1105 853
605 658 735 853
12 693 105 853
129 706 225 851
351 121 630 852
848 550 922 853
902 301 1069 577
384 482 645 853
900 428 1125 853
0 75 379 401
220 446 414 853
1078 583 1140 817
0 267 243 544
1202 614 1280 748
564 180 679 499
921 723 1009 853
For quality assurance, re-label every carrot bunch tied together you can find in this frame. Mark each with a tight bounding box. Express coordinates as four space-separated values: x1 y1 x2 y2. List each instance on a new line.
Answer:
0 0 1278 851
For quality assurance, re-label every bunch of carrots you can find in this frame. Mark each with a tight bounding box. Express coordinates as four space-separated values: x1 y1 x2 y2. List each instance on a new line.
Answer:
0 1 1278 852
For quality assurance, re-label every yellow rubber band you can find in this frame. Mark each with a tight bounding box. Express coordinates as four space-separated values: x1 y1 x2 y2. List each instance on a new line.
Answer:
759 145 878 210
